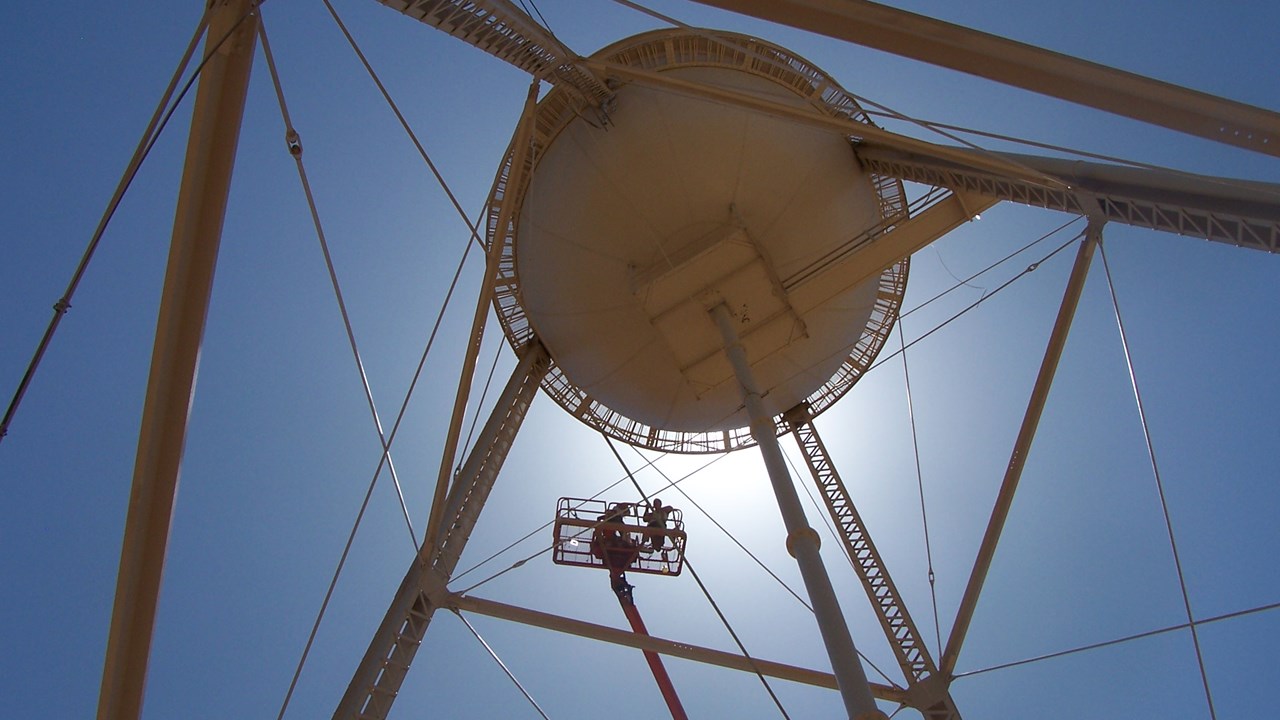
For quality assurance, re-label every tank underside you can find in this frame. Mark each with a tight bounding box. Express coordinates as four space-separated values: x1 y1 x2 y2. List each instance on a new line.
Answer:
493 31 908 450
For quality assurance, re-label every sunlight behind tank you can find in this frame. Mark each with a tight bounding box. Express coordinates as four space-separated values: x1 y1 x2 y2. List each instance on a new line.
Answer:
511 31 906 441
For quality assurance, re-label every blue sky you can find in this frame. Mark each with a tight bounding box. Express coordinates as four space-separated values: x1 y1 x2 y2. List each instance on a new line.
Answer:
2 1 1278 718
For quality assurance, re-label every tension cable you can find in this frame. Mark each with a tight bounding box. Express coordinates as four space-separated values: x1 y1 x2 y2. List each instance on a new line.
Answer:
868 229 1082 376
452 452 727 596
897 320 943 657
955 600 1280 680
319 0 487 250
258 13 415 547
1099 242 1218 720
685 557 793 719
1 6 219 443
616 443 901 681
258 17 419 720
454 610 554 720
624 444 814 613
900 217 1082 323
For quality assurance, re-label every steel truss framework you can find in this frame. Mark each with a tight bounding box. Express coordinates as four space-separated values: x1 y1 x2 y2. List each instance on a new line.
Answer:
375 0 611 107
92 1 1280 720
486 28 912 456
787 407 961 720
857 146 1280 254
336 342 551 719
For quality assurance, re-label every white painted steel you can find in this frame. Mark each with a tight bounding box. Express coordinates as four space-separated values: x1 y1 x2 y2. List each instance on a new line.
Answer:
97 3 257 719
940 223 1103 677
518 62 881 432
711 303 886 720
695 0 1280 158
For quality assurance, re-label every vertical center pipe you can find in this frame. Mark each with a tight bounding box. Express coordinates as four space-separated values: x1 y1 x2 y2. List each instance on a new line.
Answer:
709 304 886 720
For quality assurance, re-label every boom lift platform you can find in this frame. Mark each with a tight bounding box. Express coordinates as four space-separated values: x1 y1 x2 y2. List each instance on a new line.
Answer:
552 497 689 720
552 497 687 576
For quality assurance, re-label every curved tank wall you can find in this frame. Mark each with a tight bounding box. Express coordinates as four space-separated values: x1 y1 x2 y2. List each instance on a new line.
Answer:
519 66 882 431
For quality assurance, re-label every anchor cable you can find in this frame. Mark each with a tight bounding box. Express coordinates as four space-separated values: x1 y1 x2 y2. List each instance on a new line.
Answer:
900 217 1082 323
258 17 461 719
626 445 814 612
451 452 668 584
258 16 416 547
452 453 726 595
685 557 793 719
604 433 656 501
1 6 217 443
610 435 890 696
319 0 487 249
868 230 1082 376
271 149 482 720
454 610 554 720
1098 243 1218 720
955 600 1280 679
897 320 943 657
613 444 899 689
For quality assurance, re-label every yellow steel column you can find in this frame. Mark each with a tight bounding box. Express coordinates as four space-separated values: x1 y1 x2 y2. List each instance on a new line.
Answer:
97 3 258 719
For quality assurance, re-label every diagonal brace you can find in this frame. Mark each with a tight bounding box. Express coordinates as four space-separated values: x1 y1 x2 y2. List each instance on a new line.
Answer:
940 220 1104 676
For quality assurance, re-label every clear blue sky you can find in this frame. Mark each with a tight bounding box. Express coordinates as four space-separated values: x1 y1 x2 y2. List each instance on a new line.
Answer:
2 1 1277 718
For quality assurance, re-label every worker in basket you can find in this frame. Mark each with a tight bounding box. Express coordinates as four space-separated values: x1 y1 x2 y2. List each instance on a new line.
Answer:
643 498 673 551
592 502 640 601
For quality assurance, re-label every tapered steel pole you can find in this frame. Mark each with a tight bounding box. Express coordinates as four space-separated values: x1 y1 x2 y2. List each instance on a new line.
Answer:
97 3 258 719
710 303 886 720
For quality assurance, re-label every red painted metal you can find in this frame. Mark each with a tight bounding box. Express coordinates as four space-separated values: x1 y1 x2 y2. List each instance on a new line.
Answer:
552 496 689 718
615 583 689 720
552 498 686 576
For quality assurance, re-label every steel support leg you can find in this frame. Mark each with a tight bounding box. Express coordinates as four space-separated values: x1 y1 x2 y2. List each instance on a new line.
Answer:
334 342 549 720
788 408 960 719
421 81 541 566
97 4 258 719
710 304 886 720
940 221 1103 676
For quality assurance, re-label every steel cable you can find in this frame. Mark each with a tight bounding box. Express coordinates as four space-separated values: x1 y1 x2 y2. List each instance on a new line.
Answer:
1098 242 1218 720
451 453 727 596
685 557 793 719
624 445 814 612
1 6 218 443
614 443 901 689
897 320 943 657
319 0 487 249
454 610 554 720
867 230 1083 376
954 600 1280 679
258 17 433 720
258 14 415 548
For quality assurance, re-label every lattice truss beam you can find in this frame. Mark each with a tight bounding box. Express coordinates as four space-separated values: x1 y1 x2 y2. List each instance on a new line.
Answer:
786 407 962 720
336 343 550 720
857 144 1280 253
374 0 611 106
